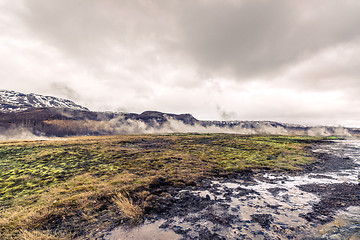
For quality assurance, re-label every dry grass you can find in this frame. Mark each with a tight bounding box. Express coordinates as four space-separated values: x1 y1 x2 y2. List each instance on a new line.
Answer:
112 192 142 222
17 230 59 240
0 133 321 239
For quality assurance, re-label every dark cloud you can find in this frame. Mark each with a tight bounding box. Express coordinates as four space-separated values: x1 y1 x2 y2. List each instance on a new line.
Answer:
18 0 177 68
1 0 360 127
16 0 360 80
177 0 360 78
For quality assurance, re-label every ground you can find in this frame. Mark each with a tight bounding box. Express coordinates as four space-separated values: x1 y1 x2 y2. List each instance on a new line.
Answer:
0 134 347 239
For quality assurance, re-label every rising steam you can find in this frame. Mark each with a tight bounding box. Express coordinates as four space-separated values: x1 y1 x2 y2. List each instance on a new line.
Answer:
1 114 355 140
43 116 354 137
0 127 47 141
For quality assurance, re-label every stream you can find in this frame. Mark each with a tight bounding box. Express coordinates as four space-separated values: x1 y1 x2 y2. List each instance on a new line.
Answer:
106 140 360 240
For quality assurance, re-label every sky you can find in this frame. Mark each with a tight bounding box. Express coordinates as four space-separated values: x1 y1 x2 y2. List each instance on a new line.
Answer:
1 0 360 127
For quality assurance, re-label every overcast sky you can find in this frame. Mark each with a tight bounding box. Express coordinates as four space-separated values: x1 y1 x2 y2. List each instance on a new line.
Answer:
1 0 360 127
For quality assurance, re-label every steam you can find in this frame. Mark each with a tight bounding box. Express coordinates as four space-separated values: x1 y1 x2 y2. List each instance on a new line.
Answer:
99 117 353 136
2 115 355 140
45 116 354 137
306 126 351 137
137 119 284 135
0 127 47 141
58 118 283 135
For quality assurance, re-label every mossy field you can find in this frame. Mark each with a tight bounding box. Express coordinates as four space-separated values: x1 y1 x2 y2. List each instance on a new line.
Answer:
0 134 321 239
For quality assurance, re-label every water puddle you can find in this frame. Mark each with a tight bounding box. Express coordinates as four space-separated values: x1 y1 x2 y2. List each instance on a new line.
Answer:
107 140 360 239
301 206 360 239
106 220 181 240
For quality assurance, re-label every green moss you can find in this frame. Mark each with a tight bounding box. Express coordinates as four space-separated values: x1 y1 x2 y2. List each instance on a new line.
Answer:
0 134 324 239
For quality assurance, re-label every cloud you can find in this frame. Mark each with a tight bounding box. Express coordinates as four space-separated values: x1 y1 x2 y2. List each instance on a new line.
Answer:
176 0 360 78
12 0 360 80
17 0 178 68
10 0 360 83
280 42 360 91
1 0 360 127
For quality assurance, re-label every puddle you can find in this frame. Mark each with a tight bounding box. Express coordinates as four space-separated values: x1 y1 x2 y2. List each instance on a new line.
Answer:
319 206 360 239
301 206 360 240
106 220 181 240
106 140 360 240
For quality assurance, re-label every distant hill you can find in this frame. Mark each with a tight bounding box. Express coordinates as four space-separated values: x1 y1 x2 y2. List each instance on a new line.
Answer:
0 90 88 112
0 107 358 138
0 90 359 138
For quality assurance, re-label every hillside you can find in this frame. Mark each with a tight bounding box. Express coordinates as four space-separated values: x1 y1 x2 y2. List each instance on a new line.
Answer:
0 90 88 112
0 90 359 138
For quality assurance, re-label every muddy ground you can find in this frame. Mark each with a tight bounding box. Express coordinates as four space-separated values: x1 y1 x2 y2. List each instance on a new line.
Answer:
104 140 360 240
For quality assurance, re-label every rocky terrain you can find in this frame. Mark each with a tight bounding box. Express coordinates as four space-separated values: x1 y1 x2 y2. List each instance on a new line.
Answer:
106 140 360 240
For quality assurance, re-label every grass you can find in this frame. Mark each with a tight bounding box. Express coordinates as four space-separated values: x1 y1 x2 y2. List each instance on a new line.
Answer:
0 133 321 239
112 192 142 222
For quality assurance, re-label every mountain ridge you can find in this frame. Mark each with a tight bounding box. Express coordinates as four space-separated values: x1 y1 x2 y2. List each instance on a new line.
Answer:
0 90 359 138
0 90 88 112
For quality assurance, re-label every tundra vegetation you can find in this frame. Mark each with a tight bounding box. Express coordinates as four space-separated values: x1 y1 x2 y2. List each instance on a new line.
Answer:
0 134 320 239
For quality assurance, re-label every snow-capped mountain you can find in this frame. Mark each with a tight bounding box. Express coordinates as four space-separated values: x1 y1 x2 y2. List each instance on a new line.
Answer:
0 90 89 112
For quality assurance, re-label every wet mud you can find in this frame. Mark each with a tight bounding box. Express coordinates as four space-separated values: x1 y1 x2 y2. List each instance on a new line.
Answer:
106 140 360 240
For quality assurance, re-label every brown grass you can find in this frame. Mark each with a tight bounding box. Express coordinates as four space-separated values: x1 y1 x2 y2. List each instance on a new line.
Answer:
112 192 142 222
18 230 59 240
0 134 320 239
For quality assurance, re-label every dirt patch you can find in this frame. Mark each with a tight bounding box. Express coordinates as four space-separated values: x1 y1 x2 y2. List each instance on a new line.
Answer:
251 214 274 229
103 139 360 240
302 141 359 173
299 183 360 223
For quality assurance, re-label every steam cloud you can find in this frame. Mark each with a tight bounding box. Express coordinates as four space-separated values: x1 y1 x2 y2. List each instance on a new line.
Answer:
48 116 353 137
1 115 355 141
0 127 48 141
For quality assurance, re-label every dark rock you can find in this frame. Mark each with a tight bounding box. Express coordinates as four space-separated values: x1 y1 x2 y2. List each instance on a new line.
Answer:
251 214 274 229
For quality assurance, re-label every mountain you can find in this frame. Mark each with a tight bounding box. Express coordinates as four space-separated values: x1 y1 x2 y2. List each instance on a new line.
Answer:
0 90 359 138
0 90 88 112
0 107 359 138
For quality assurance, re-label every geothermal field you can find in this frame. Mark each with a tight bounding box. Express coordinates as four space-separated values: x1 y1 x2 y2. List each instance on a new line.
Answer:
0 134 359 239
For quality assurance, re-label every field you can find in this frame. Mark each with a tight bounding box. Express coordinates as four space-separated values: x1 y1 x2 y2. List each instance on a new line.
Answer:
0 134 319 239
